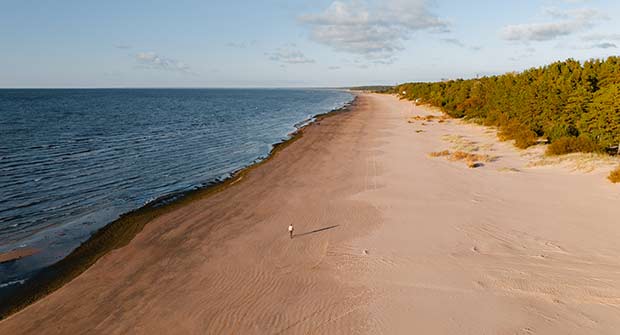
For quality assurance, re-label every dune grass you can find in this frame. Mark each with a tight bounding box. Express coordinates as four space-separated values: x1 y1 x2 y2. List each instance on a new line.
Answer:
441 134 496 153
528 152 617 173
429 150 450 157
608 165 620 183
408 114 450 124
429 150 494 168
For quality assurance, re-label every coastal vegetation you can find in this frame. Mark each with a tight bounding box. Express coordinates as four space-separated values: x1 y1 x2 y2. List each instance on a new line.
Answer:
394 56 620 154
546 136 599 155
349 85 393 93
429 150 493 168
609 165 620 183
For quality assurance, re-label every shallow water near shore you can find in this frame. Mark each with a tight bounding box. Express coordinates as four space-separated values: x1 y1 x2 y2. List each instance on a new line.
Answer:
0 88 353 289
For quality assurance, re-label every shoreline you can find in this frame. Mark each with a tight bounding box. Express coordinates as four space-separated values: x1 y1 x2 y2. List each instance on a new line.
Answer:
0 97 357 320
2 93 620 334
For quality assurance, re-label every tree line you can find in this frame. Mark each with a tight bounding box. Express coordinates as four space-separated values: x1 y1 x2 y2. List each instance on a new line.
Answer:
393 56 620 155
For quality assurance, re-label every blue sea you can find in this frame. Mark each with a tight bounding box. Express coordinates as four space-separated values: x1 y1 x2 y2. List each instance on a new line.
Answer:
0 88 353 288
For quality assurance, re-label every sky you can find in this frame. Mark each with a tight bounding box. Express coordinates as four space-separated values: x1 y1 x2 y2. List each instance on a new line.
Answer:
1 0 619 88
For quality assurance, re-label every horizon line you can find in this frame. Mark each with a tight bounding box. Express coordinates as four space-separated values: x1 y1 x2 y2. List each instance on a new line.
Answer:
0 86 371 90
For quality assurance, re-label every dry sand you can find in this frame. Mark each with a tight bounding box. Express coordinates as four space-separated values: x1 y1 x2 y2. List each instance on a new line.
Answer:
1 93 620 334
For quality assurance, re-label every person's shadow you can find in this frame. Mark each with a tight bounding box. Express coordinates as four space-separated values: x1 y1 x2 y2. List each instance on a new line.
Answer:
295 225 339 238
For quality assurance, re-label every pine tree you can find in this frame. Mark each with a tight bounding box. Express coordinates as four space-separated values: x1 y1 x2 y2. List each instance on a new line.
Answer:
393 56 620 154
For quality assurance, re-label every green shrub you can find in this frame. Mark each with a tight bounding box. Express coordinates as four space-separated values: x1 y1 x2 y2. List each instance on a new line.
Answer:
608 165 620 183
546 136 599 155
498 122 538 149
546 124 579 142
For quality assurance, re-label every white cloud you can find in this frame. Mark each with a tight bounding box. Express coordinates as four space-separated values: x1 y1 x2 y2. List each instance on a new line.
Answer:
267 48 315 64
441 38 464 47
299 0 448 60
440 38 481 51
571 42 618 49
582 33 620 41
556 40 618 50
135 52 191 73
591 42 617 49
502 22 577 41
501 7 606 42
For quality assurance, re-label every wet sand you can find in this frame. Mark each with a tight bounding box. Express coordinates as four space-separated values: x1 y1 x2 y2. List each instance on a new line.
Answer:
2 93 620 334
0 248 39 264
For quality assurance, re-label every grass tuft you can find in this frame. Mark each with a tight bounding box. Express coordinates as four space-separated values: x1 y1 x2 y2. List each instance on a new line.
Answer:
608 165 620 183
448 151 492 163
528 152 617 173
429 150 450 157
429 150 494 168
408 114 450 124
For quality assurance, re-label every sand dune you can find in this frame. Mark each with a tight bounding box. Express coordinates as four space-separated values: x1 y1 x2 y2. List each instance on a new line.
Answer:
2 93 620 334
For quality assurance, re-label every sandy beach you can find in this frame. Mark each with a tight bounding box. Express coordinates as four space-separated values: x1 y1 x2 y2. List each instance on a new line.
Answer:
2 93 620 334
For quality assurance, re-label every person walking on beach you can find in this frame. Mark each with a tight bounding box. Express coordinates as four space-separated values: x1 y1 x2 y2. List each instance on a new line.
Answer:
288 224 294 239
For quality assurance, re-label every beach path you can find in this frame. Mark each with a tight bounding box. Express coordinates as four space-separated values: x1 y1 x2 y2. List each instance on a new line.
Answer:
2 93 620 334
